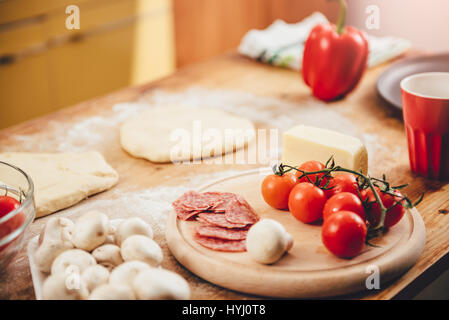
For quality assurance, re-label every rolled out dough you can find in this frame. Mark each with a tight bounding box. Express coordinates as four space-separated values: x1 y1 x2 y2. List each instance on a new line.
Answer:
120 106 255 163
0 151 119 218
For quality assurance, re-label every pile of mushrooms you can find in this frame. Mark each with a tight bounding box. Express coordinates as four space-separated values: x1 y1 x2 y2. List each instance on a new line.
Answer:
35 211 190 300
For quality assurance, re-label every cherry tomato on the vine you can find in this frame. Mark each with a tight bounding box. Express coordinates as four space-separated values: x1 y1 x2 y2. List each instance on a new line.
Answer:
324 173 359 198
323 192 365 221
295 161 327 186
261 173 298 210
288 182 327 223
322 210 367 258
361 187 406 229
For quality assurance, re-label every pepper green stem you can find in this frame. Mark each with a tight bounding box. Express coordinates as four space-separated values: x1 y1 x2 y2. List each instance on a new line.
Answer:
336 0 347 35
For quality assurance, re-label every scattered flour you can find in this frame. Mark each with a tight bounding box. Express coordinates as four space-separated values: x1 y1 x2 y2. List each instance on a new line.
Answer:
5 86 362 153
56 169 247 237
3 103 148 153
147 87 360 136
3 85 396 175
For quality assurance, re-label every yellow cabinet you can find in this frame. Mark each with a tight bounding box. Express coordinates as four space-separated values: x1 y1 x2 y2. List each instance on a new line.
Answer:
0 0 175 129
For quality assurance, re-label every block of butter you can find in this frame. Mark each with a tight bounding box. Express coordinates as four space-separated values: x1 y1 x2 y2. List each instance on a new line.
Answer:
281 125 368 174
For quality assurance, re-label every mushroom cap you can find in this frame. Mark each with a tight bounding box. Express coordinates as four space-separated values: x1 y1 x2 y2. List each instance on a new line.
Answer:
120 235 162 267
82 265 110 292
92 244 124 269
109 261 151 287
34 217 74 273
132 268 190 300
89 284 135 300
42 272 89 300
246 219 293 264
51 249 96 275
72 211 109 251
115 217 153 245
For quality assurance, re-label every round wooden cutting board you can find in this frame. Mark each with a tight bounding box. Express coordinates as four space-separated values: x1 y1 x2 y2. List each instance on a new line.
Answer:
166 170 426 298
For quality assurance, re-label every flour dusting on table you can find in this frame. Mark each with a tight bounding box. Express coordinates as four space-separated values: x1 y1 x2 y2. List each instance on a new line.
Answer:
148 87 359 136
56 169 246 237
3 103 148 153
5 86 359 152
4 86 385 170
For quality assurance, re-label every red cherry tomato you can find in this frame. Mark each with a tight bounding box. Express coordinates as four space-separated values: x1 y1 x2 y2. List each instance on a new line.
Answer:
261 173 297 210
324 173 359 198
0 195 20 218
362 187 406 228
288 182 327 223
322 210 367 258
323 192 365 221
295 161 327 185
0 196 25 252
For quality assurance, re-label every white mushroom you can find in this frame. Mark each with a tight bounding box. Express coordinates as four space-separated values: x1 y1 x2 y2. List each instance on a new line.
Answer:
51 249 96 275
34 217 74 273
42 272 89 300
246 219 294 264
71 211 110 251
104 218 124 244
115 217 153 245
109 261 151 288
88 284 135 300
120 235 162 267
132 268 190 300
81 265 110 292
92 244 124 269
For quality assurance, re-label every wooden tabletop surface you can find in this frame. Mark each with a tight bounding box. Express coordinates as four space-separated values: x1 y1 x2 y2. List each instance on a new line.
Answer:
0 52 448 300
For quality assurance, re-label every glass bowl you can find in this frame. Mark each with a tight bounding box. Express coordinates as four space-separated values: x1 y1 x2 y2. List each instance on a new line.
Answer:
0 161 35 271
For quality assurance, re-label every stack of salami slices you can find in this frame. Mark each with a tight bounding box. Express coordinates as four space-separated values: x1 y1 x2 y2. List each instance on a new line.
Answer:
172 191 260 252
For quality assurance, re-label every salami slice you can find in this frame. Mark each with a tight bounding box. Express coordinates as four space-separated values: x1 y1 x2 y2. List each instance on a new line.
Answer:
173 188 260 255
172 191 215 220
194 234 246 252
175 208 203 221
197 213 248 229
210 192 238 212
224 195 259 225
196 226 248 240
176 191 213 210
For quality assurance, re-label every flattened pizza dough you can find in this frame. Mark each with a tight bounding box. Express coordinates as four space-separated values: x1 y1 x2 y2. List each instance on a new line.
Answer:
0 151 119 217
120 106 255 163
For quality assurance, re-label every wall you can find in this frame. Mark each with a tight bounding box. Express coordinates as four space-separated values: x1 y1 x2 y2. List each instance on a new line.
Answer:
346 0 449 52
0 0 175 129
173 0 340 67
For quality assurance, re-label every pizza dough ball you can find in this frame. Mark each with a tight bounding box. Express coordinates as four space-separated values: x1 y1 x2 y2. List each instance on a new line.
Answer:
120 106 255 163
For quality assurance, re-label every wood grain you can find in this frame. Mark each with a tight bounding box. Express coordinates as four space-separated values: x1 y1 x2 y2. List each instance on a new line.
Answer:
166 169 426 298
0 52 448 300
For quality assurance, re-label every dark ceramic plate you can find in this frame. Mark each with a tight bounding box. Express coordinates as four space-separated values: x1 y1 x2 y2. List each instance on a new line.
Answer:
376 53 449 111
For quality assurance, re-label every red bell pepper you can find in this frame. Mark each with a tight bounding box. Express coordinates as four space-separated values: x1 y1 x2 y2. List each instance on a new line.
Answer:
302 0 369 101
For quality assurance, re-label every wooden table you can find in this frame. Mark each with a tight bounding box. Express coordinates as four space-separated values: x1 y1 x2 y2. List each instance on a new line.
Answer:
0 52 448 300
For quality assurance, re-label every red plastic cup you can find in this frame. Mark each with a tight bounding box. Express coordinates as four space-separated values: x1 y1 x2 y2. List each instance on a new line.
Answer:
401 72 449 180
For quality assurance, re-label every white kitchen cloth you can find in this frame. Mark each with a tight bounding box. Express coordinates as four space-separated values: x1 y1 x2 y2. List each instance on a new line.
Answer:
238 12 411 70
